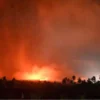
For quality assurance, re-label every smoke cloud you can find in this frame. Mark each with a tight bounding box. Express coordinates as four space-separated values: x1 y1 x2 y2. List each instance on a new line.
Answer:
0 0 100 80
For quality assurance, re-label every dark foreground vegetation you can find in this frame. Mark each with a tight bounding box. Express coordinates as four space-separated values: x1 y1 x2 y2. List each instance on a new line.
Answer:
0 76 100 99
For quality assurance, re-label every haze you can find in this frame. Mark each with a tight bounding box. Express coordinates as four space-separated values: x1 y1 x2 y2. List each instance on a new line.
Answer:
0 0 100 81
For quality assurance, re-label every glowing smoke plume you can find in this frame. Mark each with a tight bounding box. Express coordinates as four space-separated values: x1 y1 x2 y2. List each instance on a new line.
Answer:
0 0 100 80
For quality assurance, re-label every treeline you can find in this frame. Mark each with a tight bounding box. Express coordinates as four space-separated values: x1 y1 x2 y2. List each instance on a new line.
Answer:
0 75 100 99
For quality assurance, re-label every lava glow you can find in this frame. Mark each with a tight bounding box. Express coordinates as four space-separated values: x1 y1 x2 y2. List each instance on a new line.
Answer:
14 65 59 81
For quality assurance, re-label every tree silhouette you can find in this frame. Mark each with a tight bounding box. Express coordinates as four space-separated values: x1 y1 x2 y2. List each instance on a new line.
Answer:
2 76 7 88
62 77 68 84
82 80 86 84
91 76 96 83
87 78 92 84
78 77 82 84
72 75 76 83
11 78 16 88
2 76 7 81
12 78 16 81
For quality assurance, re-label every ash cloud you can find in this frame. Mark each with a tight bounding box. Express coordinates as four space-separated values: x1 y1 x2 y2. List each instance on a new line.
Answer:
0 0 100 79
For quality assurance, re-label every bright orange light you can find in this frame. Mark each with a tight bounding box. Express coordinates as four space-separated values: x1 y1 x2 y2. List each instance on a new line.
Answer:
15 65 59 81
23 65 50 81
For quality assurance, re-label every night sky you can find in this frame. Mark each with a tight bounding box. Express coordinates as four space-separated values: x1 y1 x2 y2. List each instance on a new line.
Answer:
0 0 100 81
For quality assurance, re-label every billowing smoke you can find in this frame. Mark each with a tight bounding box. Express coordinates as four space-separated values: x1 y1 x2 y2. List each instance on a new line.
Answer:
0 0 100 80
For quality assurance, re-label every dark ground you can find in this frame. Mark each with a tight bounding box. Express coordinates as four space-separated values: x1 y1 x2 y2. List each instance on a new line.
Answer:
0 76 100 99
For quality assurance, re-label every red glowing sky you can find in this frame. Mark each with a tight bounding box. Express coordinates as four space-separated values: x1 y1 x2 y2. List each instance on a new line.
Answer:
0 0 100 81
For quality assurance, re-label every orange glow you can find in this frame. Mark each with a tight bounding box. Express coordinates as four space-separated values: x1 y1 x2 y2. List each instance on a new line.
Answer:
14 65 60 81
74 77 87 83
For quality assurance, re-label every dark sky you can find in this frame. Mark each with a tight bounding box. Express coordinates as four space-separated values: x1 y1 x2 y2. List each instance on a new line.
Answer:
0 0 100 80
